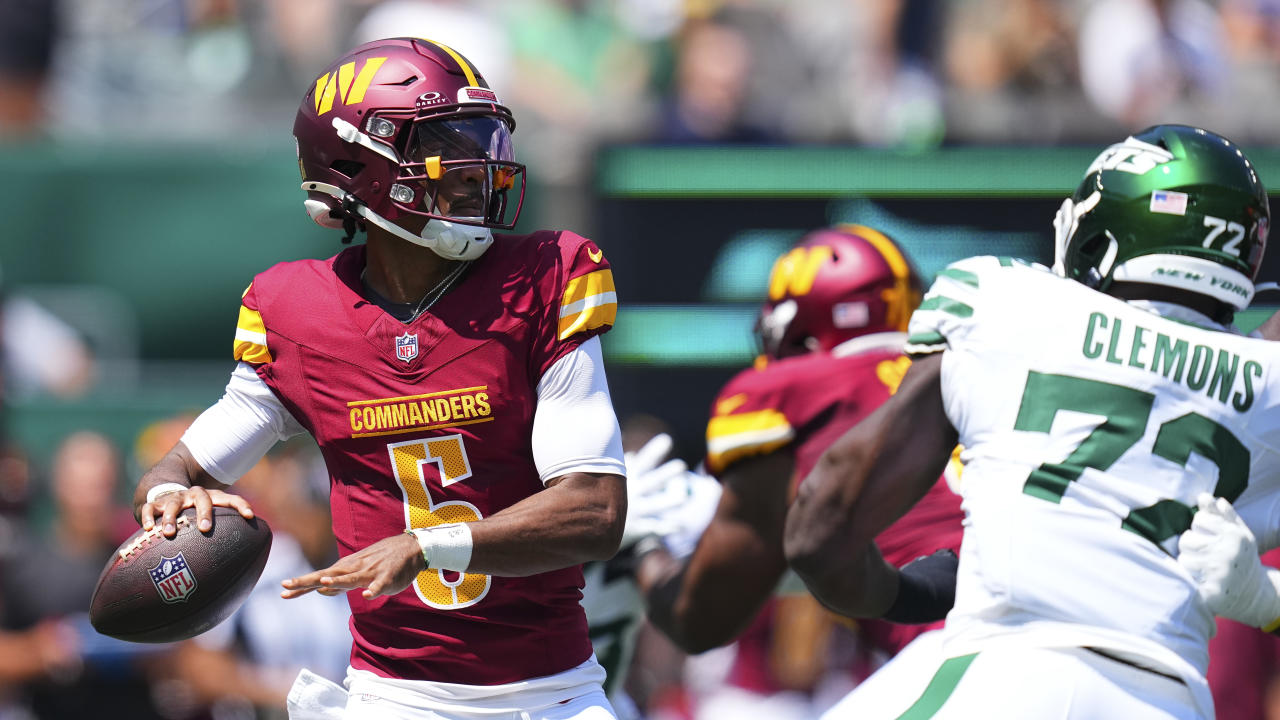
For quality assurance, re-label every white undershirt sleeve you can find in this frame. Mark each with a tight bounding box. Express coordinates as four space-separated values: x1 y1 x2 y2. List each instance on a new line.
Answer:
180 362 306 484
531 336 626 484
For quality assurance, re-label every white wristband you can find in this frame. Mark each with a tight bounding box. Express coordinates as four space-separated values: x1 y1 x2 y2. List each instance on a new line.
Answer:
146 482 190 504
406 523 473 572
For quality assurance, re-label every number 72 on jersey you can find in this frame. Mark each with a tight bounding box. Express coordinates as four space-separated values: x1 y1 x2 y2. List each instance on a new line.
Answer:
1016 372 1248 553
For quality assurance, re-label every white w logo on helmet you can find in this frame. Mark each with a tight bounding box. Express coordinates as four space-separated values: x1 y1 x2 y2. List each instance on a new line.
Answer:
1086 138 1174 177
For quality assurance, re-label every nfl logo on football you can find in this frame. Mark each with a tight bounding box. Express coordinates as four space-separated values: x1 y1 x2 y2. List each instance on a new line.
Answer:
396 332 419 362
149 553 198 604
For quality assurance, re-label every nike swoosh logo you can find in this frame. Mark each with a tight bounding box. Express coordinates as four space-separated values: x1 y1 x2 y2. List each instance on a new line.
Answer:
587 247 603 263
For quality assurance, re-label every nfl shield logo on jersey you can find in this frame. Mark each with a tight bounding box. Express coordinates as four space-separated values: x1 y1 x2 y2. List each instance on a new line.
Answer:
395 332 419 362
149 552 198 604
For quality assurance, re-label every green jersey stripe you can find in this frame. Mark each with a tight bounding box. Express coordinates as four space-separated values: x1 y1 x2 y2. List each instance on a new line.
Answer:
896 653 979 720
996 256 1030 267
920 296 974 318
937 268 979 288
907 330 947 347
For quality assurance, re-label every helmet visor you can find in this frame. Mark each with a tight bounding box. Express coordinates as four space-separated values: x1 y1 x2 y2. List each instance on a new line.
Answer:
410 116 515 165
401 116 525 229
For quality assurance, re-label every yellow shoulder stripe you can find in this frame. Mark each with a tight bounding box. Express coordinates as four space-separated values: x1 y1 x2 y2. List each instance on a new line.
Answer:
705 409 794 474
558 269 617 340
233 305 272 364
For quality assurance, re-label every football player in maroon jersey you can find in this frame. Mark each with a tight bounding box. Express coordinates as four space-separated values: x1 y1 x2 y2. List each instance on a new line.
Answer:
131 38 628 719
634 225 965 708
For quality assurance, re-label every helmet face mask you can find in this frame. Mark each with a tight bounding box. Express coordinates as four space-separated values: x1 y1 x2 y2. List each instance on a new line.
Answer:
293 38 526 259
754 225 922 360
1055 125 1271 311
399 115 524 229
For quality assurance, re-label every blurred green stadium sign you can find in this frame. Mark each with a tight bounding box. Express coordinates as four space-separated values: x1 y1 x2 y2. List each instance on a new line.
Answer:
598 146 1280 198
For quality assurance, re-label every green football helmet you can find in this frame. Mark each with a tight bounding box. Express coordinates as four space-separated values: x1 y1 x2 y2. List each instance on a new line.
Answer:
1053 124 1270 310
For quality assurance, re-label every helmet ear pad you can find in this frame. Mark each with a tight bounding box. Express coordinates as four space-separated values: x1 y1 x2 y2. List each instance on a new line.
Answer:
1067 230 1119 289
305 197 345 229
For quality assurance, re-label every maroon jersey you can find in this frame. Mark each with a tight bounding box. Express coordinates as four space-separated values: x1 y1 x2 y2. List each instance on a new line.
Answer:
231 231 617 685
705 339 965 692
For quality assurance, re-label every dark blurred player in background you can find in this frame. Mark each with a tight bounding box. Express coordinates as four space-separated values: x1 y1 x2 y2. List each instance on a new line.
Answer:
0 0 56 138
131 37 629 720
634 224 966 717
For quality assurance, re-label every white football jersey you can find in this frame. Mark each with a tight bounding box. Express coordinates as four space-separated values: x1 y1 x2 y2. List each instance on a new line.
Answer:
906 256 1280 682
581 555 645 720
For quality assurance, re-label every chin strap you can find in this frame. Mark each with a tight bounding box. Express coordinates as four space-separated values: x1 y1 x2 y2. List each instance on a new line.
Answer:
340 195 361 244
300 181 494 261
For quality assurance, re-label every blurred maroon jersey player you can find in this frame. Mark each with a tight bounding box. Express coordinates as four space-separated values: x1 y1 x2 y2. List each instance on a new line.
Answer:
132 37 627 720
636 225 963 702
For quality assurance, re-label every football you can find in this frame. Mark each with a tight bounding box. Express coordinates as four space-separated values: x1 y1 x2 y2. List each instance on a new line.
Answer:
90 507 272 643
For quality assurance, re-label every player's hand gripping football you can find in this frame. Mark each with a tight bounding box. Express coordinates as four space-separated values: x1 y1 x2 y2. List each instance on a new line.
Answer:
140 485 255 538
281 532 424 600
1178 493 1280 629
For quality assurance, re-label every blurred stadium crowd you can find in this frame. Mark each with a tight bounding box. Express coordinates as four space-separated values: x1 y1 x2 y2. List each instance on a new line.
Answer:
4 0 1280 233
4 0 1280 719
5 0 1280 173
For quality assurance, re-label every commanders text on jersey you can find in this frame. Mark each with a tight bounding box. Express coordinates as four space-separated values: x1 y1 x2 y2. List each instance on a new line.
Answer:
348 387 493 437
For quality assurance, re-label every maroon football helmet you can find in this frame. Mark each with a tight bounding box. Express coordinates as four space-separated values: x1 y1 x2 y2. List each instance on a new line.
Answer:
294 37 525 260
755 224 923 359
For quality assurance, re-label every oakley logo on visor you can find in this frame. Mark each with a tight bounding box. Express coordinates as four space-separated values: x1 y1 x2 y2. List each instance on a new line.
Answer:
417 91 447 108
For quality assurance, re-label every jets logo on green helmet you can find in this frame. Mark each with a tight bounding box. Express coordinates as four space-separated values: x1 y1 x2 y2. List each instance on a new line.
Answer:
1053 124 1271 311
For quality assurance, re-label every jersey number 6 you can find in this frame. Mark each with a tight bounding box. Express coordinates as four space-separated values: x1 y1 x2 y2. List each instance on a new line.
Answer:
388 436 491 609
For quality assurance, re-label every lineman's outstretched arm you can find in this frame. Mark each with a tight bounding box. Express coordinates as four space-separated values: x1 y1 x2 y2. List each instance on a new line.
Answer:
784 353 957 619
635 451 794 654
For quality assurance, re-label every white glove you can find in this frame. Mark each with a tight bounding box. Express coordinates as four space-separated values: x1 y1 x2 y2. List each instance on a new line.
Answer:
1178 493 1280 629
658 469 721 559
620 433 720 553
621 433 691 548
1051 197 1075 277
1050 191 1101 277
